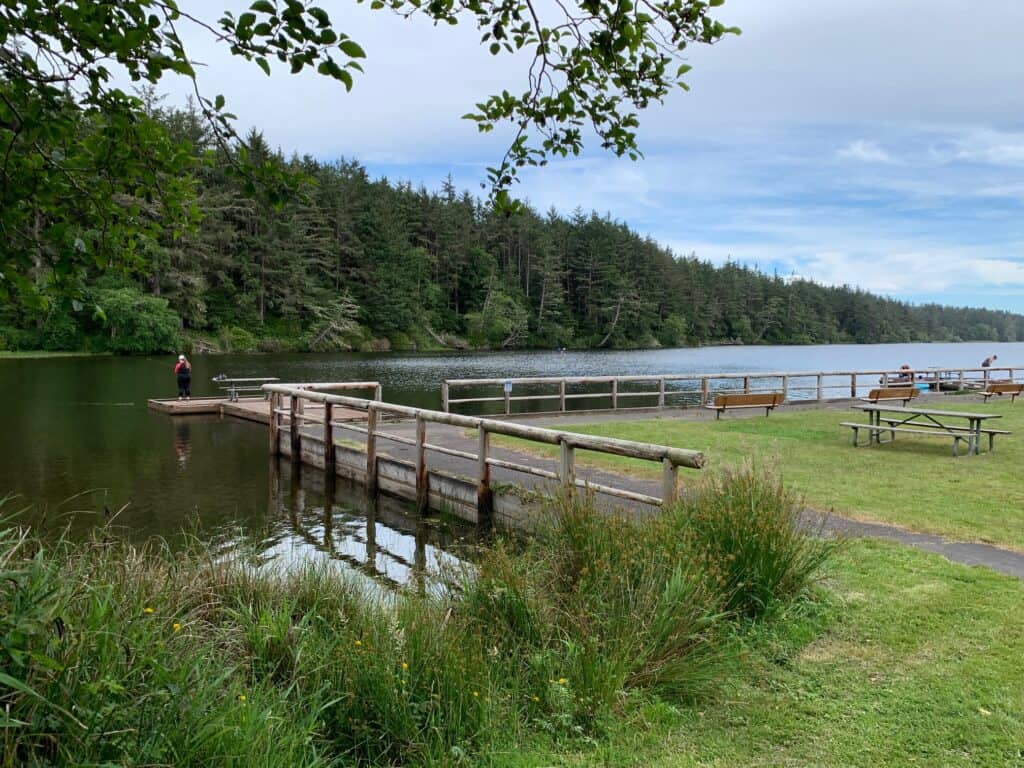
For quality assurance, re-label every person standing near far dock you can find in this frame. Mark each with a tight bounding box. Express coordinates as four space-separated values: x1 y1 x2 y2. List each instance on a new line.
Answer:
175 354 192 400
982 354 997 368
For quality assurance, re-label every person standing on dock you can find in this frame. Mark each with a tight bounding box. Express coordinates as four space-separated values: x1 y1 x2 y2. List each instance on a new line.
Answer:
981 354 997 368
174 354 192 400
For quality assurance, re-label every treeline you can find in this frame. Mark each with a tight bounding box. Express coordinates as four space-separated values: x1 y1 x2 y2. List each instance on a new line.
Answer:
3 101 1023 353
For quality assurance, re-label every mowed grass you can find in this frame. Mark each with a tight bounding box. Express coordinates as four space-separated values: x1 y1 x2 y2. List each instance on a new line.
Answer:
494 401 1024 549
498 539 1024 767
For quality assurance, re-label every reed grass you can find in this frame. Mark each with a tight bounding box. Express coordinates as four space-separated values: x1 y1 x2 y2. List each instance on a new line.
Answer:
0 464 831 766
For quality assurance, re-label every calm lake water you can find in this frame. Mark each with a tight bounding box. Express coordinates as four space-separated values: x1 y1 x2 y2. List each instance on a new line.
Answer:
3 342 1022 582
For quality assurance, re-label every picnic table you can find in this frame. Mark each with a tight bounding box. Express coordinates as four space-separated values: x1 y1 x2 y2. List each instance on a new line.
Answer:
841 404 1008 456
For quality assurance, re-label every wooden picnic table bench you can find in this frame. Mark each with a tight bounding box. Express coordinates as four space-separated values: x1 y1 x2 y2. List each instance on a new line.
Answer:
841 405 1007 456
981 382 1023 403
705 392 784 420
861 387 919 406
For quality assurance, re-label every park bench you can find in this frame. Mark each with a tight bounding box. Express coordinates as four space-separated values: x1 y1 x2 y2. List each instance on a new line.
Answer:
861 387 919 406
705 392 784 420
981 382 1023 403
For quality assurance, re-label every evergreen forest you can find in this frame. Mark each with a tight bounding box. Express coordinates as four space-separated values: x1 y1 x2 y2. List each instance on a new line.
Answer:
4 101 1023 355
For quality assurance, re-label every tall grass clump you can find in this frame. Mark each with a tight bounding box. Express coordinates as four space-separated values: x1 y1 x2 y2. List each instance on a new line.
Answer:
459 463 836 728
0 522 496 767
671 463 839 617
0 464 834 764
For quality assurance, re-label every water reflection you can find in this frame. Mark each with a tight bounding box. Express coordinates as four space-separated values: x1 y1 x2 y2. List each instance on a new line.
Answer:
251 459 478 592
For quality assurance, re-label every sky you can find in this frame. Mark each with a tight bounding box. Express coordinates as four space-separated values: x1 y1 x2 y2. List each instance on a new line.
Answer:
166 0 1024 312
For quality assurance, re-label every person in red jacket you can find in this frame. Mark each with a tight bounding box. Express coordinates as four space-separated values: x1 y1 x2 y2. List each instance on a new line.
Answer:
174 354 192 400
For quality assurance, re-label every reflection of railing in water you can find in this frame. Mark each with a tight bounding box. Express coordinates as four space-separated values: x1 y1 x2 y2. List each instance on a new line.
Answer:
264 382 706 526
268 459 474 591
441 366 1023 415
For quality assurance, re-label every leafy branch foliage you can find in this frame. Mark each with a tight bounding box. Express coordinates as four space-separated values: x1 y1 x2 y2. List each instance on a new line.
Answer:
0 0 734 306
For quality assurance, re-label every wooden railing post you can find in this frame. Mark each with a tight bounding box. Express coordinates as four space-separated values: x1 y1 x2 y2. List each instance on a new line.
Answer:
269 392 280 455
782 375 789 402
959 369 965 389
289 395 301 462
662 458 678 507
476 428 493 526
559 379 566 412
441 381 449 413
658 377 666 408
850 373 857 398
700 377 709 407
323 402 335 475
374 383 382 401
816 374 824 401
365 405 378 498
743 375 750 394
611 379 619 410
560 439 575 490
503 382 511 415
415 415 428 514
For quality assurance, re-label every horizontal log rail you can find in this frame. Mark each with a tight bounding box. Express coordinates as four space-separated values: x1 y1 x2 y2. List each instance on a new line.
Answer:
441 366 1022 415
265 382 705 521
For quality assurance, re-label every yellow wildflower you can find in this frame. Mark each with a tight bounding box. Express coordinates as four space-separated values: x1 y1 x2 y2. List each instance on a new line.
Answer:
172 622 181 632
557 678 567 685
531 696 539 703
401 662 409 671
143 607 154 614
354 640 362 647
238 694 247 702
472 691 479 698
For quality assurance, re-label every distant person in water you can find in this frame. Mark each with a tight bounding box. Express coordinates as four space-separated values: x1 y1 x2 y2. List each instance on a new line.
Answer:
174 354 192 400
982 354 997 368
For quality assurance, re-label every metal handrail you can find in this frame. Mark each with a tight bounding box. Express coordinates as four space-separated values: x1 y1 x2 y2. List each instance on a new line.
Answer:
212 375 280 402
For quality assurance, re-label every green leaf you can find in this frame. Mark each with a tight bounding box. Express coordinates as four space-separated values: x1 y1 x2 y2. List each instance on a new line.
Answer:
338 40 366 58
250 0 276 13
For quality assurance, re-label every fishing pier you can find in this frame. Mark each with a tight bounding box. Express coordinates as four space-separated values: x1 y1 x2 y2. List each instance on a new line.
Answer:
148 363 1022 528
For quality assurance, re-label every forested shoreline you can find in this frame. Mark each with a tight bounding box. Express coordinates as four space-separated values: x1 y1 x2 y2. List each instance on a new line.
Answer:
3 100 1023 355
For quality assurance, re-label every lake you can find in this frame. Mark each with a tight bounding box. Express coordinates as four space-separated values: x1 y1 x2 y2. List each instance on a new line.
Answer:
3 341 1022 583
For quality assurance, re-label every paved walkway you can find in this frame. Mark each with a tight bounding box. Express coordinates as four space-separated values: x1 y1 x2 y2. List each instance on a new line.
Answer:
302 393 1024 580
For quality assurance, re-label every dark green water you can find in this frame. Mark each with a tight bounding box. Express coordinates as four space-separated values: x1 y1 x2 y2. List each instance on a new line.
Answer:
3 343 1021 579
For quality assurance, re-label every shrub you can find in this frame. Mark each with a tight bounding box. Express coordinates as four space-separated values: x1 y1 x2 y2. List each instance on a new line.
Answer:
221 325 257 352
670 463 838 617
93 287 180 354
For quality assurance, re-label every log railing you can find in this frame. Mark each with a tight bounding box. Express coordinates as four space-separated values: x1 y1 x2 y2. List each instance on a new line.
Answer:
265 382 705 522
441 366 1021 415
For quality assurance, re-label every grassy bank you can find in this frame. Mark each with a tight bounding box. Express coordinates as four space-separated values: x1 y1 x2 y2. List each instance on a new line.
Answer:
1 468 832 767
503 539 1024 767
495 402 1024 549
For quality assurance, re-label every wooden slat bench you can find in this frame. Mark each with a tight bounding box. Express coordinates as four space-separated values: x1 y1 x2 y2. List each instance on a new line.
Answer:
705 392 784 420
861 387 919 406
981 382 1023 403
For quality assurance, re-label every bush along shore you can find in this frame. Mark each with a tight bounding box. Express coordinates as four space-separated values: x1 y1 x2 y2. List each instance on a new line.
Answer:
0 466 836 766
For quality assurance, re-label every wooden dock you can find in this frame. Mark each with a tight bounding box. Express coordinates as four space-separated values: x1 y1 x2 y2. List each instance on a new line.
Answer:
148 396 369 425
264 383 706 530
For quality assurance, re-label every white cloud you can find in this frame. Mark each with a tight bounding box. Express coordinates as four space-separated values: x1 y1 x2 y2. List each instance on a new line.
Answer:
837 140 890 163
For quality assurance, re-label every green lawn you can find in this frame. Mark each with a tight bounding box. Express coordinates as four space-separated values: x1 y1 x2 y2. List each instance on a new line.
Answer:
496 402 1024 550
500 540 1024 767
